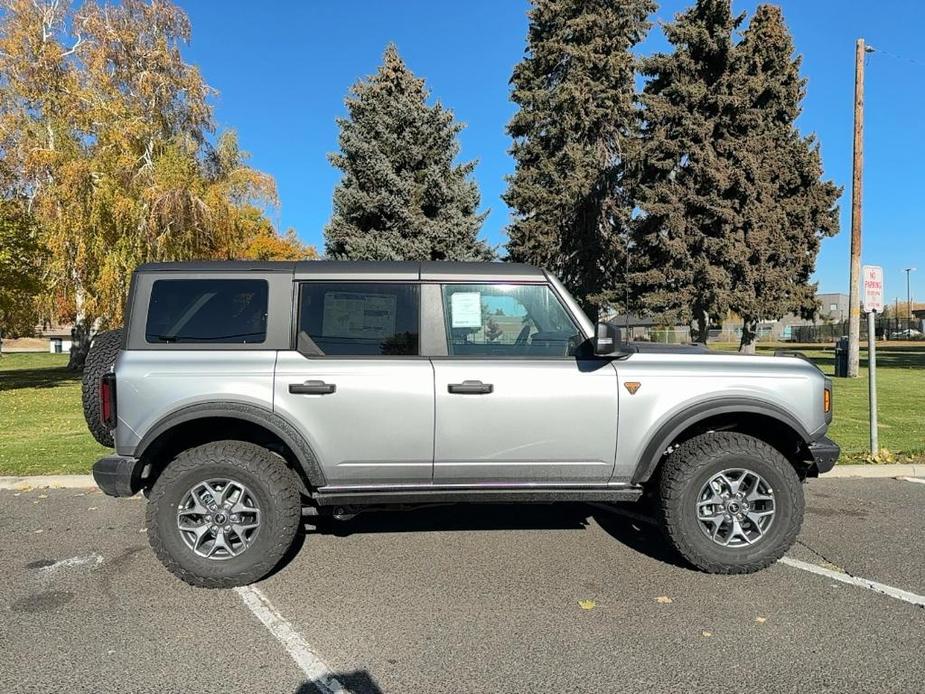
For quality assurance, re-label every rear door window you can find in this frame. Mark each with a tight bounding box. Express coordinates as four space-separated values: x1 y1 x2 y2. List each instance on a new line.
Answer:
145 279 268 344
297 282 420 356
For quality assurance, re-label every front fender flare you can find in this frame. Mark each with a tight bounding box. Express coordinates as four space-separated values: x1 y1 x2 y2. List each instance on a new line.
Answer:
630 397 817 485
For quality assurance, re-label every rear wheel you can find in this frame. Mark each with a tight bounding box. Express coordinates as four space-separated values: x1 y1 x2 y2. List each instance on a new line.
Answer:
146 441 302 588
81 328 123 447
656 432 803 574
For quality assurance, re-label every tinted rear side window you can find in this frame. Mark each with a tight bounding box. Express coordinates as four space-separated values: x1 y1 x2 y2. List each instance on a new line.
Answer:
145 279 268 344
298 282 419 356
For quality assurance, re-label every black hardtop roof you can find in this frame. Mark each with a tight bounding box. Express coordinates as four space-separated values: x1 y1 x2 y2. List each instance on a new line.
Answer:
135 260 546 282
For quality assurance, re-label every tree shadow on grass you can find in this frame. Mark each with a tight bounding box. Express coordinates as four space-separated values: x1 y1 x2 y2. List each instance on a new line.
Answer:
772 345 925 371
863 348 925 369
0 366 81 391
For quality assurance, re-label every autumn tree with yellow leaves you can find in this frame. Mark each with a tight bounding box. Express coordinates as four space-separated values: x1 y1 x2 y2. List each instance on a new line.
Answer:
0 0 313 365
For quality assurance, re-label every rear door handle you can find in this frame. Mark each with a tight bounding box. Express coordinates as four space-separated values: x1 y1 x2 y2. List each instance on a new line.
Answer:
448 380 493 395
289 380 336 395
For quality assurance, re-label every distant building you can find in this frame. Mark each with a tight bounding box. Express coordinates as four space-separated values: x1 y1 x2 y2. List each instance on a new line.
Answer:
0 324 74 353
817 293 849 322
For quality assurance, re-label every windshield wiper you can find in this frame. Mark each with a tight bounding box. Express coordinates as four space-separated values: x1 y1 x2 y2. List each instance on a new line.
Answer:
146 331 265 343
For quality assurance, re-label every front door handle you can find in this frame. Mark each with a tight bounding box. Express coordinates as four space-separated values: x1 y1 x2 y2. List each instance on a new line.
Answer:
289 380 336 395
448 380 493 395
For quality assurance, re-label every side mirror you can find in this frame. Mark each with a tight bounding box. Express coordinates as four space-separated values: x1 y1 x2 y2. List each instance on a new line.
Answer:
594 322 624 356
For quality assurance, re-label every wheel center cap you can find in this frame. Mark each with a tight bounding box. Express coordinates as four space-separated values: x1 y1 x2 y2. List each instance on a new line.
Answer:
214 512 227 525
727 501 740 514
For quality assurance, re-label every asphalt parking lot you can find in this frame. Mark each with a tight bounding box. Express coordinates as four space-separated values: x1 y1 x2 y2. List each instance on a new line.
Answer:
1 478 923 693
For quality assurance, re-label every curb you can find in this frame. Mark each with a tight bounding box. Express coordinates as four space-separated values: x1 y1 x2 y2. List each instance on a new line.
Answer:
825 464 924 479
1 465 923 491
0 475 97 491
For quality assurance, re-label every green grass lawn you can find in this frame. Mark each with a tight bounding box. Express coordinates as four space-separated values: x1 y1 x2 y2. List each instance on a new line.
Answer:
0 353 110 475
1 345 922 476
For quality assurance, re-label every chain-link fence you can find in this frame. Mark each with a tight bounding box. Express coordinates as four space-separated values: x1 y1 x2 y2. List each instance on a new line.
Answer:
618 317 924 345
791 318 923 343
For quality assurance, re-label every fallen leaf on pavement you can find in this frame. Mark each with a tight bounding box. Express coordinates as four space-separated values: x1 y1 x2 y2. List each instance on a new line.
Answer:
755 617 767 623
578 599 596 610
655 596 673 604
701 630 712 637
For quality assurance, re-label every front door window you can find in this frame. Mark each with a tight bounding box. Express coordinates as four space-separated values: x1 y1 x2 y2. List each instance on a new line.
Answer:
441 283 581 357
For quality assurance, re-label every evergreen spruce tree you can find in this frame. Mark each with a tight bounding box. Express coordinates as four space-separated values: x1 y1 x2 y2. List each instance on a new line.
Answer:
724 5 840 351
325 45 491 261
504 0 654 321
629 0 743 342
630 0 839 347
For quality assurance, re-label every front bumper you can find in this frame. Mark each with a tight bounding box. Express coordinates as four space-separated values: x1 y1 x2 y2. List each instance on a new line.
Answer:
92 455 144 497
808 436 840 475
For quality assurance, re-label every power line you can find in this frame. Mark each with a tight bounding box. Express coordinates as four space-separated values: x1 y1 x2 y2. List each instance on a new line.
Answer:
867 46 925 70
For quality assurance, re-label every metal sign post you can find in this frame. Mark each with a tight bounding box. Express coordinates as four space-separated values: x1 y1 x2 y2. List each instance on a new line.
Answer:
867 310 878 453
862 265 883 454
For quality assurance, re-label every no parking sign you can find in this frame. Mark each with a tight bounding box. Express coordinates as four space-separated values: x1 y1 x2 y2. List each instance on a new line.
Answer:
862 265 884 313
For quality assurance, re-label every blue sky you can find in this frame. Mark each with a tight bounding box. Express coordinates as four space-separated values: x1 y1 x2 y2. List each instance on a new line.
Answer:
181 1 925 302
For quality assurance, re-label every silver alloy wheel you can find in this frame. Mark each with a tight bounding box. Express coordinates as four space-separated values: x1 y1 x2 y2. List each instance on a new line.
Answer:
696 468 775 547
176 478 261 560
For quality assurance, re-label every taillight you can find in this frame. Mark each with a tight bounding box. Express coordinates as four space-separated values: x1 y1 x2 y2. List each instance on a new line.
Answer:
100 373 117 429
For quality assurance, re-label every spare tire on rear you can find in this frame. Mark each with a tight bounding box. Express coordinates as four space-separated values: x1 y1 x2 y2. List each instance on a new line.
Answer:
82 328 124 447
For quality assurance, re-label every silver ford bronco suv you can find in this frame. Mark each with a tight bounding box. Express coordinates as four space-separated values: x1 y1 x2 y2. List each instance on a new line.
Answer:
84 261 839 587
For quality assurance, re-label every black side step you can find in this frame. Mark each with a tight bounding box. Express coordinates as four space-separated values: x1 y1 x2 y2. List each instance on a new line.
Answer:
311 486 643 507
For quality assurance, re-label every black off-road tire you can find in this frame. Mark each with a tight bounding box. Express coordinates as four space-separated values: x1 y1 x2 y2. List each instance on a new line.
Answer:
146 441 302 588
656 432 804 574
81 328 123 447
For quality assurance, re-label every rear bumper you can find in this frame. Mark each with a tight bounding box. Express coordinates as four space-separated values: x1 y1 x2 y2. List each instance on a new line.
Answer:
92 455 143 497
808 436 840 475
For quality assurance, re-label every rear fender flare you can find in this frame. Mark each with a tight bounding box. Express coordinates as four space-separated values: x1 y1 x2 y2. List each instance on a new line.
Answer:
134 401 326 488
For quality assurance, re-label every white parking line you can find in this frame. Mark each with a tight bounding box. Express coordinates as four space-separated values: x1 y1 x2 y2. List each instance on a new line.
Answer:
898 476 925 485
234 585 351 694
779 557 925 608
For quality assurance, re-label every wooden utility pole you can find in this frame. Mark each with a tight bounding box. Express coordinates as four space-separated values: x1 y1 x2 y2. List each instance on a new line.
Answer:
847 38 868 378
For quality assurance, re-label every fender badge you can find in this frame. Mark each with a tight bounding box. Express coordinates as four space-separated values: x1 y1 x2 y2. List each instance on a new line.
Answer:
624 381 641 395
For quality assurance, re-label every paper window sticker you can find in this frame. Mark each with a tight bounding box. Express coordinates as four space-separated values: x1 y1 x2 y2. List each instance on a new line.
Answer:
451 292 482 328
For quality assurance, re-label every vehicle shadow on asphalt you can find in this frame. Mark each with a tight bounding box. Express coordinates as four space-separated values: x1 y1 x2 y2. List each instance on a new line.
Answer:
308 502 593 536
303 501 690 570
295 669 383 694
589 504 690 570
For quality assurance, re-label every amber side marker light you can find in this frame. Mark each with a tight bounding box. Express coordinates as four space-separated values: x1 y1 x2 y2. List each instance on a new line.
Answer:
823 387 831 414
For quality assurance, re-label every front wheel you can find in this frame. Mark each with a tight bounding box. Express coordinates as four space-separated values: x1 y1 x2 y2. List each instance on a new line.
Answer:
146 441 302 588
656 432 804 574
